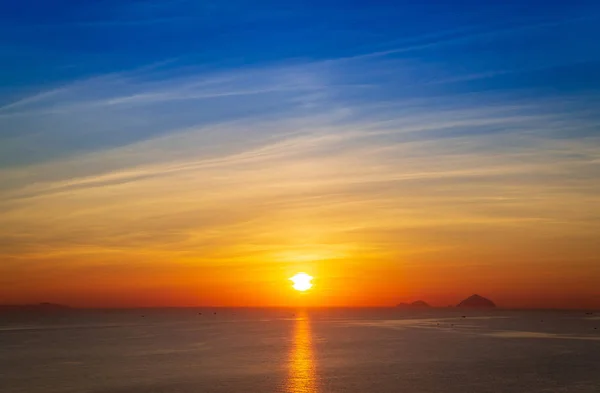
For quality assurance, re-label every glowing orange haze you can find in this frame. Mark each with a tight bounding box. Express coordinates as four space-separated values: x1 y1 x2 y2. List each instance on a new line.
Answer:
2 201 600 309
1 189 600 309
2 248 599 309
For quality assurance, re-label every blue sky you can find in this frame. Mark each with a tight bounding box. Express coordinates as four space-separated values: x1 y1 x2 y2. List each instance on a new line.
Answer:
1 0 599 165
1 1 600 306
2 1 600 90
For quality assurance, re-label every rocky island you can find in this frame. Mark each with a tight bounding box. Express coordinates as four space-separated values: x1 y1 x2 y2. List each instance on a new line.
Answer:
456 294 496 308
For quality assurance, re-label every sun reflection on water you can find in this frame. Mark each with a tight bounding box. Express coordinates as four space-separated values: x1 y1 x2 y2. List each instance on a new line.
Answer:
287 312 317 393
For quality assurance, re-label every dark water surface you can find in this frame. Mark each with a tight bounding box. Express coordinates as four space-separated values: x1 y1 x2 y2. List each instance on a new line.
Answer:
1 308 599 392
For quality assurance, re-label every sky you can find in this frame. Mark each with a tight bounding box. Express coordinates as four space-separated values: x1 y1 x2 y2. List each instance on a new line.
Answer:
1 0 600 308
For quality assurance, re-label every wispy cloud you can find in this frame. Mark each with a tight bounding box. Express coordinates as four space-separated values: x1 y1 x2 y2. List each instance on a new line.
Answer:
1 70 598 271
338 14 600 62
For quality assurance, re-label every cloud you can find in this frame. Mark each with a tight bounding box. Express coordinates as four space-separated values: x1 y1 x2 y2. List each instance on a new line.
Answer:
338 14 600 62
1 81 598 269
1 16 599 305
0 61 336 169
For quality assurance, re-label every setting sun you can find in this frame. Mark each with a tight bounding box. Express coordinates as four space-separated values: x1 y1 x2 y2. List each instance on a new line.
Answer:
290 273 313 292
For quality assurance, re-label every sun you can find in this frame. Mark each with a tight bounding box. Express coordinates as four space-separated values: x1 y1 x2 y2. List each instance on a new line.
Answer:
290 273 313 292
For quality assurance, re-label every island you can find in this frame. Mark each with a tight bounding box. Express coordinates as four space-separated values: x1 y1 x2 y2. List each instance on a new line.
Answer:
456 294 496 308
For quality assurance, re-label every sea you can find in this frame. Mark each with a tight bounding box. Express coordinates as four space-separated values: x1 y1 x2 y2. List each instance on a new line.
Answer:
1 308 599 393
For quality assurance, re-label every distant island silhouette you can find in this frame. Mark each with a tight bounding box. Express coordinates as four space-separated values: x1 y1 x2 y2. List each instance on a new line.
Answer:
395 295 497 309
456 294 496 308
396 300 430 308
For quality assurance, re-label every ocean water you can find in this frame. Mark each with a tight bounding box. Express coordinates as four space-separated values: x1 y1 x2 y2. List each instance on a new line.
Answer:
1 308 599 393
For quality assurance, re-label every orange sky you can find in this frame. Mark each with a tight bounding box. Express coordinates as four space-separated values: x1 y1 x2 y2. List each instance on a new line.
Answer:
1 209 599 308
1 54 600 310
2 150 599 309
1 124 599 308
